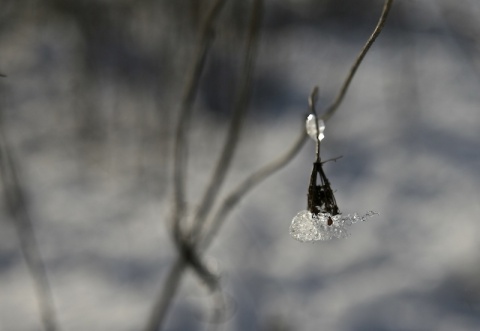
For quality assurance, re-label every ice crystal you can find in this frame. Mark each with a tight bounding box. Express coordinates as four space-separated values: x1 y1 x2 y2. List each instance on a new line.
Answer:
289 210 377 243
306 114 325 142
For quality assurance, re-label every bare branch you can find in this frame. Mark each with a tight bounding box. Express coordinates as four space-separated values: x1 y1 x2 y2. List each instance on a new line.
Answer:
143 258 186 331
177 0 264 295
172 0 227 246
321 0 394 122
169 0 227 293
201 126 308 249
144 1 263 329
182 0 264 311
178 0 264 254
144 257 227 331
177 241 218 289
309 86 322 162
0 119 60 331
190 0 264 243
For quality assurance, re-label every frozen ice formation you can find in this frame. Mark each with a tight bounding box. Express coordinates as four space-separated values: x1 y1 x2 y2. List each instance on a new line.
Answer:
289 210 377 242
296 112 377 243
306 114 325 142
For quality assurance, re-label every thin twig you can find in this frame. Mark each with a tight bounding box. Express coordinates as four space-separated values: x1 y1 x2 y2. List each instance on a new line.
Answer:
143 258 186 331
170 0 227 290
201 126 308 249
321 0 394 122
145 257 226 331
0 119 59 331
172 0 227 249
321 155 343 164
190 0 264 243
309 86 321 162
178 0 264 291
143 1 235 330
145 2 264 329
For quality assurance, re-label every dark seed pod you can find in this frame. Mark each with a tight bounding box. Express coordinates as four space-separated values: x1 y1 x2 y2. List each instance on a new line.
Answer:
307 161 340 216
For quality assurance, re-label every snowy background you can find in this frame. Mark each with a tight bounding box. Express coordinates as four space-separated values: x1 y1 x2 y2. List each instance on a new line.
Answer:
1 0 480 330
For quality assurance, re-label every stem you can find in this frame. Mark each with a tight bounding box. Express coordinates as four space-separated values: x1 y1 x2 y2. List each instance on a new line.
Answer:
172 0 227 249
143 258 186 331
321 0 394 122
309 86 321 162
190 0 264 242
201 124 308 249
0 119 60 331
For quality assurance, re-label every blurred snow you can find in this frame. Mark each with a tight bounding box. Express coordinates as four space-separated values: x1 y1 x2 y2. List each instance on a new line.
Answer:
1 1 480 331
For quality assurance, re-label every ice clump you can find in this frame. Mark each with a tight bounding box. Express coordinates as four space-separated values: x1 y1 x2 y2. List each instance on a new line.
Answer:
306 114 325 142
289 210 377 243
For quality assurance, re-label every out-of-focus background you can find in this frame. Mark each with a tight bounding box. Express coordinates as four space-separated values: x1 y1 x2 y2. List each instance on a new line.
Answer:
1 0 480 330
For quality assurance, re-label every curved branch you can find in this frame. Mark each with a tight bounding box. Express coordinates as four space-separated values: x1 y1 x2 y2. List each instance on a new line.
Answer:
321 0 394 122
190 0 264 241
201 127 308 249
172 0 227 247
169 0 227 293
143 258 186 331
149 1 227 329
146 1 262 330
0 120 60 331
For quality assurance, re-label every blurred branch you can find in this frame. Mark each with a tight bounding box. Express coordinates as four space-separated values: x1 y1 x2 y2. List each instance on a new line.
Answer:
183 0 263 294
0 118 59 331
144 1 264 330
434 1 480 82
321 0 394 122
144 258 186 331
170 0 227 288
172 0 227 245
201 126 308 249
145 1 228 330
190 0 263 243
